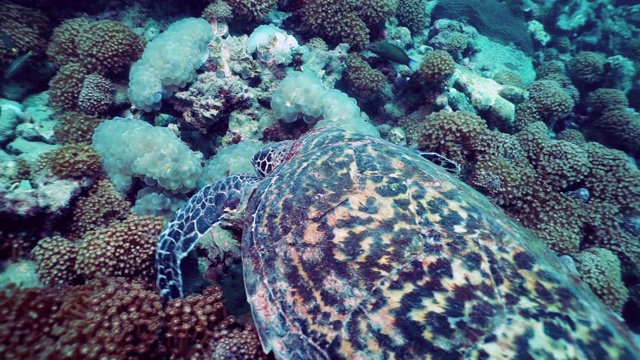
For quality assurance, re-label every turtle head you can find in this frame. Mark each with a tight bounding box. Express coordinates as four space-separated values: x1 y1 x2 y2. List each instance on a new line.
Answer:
252 140 295 177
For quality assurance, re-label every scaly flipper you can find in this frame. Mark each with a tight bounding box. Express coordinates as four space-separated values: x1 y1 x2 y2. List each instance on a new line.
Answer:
156 174 261 302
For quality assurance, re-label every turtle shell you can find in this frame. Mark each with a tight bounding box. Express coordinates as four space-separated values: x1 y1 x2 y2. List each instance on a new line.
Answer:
242 127 639 359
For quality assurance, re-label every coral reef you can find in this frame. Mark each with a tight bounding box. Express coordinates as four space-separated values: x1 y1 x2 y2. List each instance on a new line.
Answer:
77 74 114 115
2 0 640 350
588 109 640 154
39 144 102 179
432 0 532 54
568 51 606 87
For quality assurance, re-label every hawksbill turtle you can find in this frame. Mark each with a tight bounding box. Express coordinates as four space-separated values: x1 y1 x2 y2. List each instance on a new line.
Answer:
156 126 640 359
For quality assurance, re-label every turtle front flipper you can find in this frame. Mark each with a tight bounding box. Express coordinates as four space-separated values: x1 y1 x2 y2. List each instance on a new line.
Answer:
156 174 261 302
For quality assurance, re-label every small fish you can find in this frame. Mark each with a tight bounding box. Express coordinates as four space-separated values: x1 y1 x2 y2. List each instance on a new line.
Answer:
4 51 32 79
366 41 418 71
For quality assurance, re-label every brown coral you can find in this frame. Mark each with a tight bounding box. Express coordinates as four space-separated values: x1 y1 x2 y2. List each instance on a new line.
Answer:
412 110 493 166
299 0 370 49
47 18 92 66
206 318 267 359
76 20 144 74
31 236 80 286
77 73 114 115
40 144 102 179
51 277 166 359
585 88 629 115
75 216 164 280
568 51 606 87
0 269 267 359
0 285 65 358
164 285 267 359
202 0 234 22
48 62 88 111
418 50 456 86
164 285 227 357
225 0 276 20
345 53 387 99
526 80 574 125
525 138 590 191
572 247 629 314
0 2 48 66
588 109 640 154
397 0 429 33
68 178 130 239
53 111 105 144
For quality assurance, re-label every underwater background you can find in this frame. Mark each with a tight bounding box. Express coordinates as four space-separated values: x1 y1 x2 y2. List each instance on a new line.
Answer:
0 0 640 358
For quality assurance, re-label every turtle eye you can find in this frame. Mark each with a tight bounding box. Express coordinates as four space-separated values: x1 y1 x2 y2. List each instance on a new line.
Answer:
252 140 295 177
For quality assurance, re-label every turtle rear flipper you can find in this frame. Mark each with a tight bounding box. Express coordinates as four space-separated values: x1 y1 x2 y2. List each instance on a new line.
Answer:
156 174 261 302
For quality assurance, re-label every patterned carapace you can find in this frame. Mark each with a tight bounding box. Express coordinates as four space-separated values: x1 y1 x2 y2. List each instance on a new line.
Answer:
157 127 640 359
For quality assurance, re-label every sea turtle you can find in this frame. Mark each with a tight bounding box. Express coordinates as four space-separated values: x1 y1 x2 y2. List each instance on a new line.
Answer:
156 126 640 359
